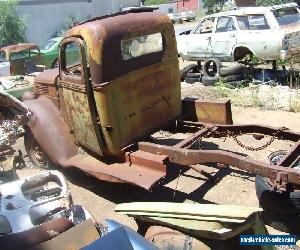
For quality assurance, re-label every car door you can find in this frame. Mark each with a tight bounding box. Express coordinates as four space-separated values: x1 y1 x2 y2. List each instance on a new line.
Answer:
186 18 215 59
59 37 105 156
235 14 279 60
211 16 237 60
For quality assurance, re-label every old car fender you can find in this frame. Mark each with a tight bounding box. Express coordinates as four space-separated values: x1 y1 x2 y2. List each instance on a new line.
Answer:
232 44 256 59
23 94 78 165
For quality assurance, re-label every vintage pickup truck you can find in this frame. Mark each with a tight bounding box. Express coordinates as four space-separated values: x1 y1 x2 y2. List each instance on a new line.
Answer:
21 9 300 203
177 3 300 63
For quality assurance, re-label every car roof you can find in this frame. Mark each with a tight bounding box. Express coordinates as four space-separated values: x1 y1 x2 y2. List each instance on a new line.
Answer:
0 43 40 53
205 3 298 18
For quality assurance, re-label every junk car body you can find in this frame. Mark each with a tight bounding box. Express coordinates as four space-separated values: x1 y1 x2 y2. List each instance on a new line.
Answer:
176 3 300 62
0 43 43 75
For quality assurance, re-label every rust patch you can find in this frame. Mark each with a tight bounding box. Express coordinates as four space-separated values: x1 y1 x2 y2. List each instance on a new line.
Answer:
62 88 102 156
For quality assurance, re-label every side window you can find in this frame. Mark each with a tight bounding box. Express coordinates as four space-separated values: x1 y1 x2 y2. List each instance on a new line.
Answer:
236 15 270 30
216 17 236 32
63 41 81 73
10 50 29 60
194 18 214 34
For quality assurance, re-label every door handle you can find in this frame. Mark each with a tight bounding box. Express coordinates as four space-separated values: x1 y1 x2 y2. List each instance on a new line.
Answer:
230 34 236 37
206 37 211 40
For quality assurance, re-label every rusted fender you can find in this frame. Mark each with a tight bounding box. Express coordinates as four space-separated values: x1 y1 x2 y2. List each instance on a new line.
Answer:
144 217 272 250
23 95 167 190
23 95 78 165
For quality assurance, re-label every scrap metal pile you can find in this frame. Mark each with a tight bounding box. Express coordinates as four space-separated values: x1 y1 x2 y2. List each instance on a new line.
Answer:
0 90 31 183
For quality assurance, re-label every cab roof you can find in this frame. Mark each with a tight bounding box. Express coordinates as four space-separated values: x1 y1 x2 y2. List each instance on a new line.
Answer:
63 10 174 85
0 43 40 53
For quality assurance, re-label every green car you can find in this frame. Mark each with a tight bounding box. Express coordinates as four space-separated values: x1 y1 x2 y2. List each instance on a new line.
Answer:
41 37 80 69
40 37 62 69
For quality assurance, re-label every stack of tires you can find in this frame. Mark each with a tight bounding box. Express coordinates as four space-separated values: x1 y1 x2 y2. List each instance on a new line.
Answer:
201 59 249 86
180 59 250 86
219 64 249 83
202 59 221 86
180 64 202 84
255 151 300 233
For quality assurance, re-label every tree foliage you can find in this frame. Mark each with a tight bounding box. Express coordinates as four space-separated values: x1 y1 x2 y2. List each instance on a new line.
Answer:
144 0 168 6
0 0 27 47
256 0 290 6
203 0 226 14
55 15 78 37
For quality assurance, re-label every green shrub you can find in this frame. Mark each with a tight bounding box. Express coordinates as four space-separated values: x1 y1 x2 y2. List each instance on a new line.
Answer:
0 0 27 47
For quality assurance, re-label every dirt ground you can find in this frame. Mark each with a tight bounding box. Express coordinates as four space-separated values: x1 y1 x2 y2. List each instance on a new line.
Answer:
15 105 300 235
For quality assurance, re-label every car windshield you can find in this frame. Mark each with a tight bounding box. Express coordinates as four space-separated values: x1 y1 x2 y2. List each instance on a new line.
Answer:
273 7 300 27
236 15 270 30
42 39 57 50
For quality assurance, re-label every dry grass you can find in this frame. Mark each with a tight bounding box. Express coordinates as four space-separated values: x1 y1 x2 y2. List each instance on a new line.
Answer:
179 59 300 112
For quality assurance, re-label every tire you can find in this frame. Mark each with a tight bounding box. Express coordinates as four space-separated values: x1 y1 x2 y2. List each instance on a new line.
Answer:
255 175 300 215
262 210 300 233
201 75 219 86
220 64 246 76
24 128 50 169
185 76 199 84
203 58 222 78
268 150 287 165
223 74 244 82
186 72 201 78
180 64 198 81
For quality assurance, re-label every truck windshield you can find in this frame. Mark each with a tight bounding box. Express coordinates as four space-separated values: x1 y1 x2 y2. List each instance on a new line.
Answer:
273 7 300 27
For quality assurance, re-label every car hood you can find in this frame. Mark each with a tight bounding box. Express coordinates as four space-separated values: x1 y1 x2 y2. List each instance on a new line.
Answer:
40 49 52 54
34 67 59 86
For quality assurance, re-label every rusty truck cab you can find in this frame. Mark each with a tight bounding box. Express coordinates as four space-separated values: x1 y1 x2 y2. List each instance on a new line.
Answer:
34 10 181 160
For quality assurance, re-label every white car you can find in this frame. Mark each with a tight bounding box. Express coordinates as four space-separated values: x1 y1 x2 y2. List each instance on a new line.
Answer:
176 3 300 63
180 9 196 22
0 60 10 77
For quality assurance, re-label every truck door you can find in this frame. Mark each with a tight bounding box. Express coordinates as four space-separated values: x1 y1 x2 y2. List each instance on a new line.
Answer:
59 37 105 156
211 16 237 60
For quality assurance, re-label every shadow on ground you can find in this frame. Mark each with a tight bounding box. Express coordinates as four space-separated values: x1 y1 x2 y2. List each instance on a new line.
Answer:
53 160 256 207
